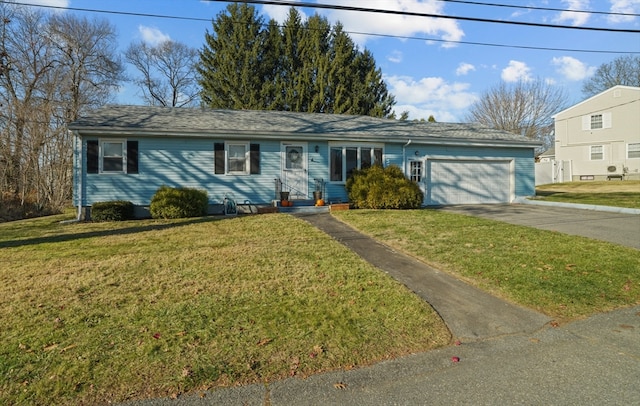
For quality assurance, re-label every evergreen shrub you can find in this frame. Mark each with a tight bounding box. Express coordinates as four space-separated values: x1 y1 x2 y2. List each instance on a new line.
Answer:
346 165 423 209
150 186 208 219
91 201 135 221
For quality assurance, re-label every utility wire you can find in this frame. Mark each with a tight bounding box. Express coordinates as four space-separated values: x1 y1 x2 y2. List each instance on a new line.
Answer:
217 0 640 33
437 0 640 17
2 1 638 54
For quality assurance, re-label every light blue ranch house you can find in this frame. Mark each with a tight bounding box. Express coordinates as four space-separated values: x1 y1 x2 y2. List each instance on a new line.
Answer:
69 105 540 218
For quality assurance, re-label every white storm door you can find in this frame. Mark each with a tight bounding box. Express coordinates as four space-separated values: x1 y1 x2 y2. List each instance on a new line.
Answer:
282 143 308 199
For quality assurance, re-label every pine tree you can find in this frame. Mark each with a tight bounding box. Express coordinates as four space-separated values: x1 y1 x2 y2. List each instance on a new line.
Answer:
198 4 396 118
198 3 266 109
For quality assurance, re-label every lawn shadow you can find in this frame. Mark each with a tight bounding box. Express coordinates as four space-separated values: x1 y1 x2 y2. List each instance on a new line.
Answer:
0 216 226 249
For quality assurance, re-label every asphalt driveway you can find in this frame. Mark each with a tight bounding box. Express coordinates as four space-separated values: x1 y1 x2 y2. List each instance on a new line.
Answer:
441 204 640 249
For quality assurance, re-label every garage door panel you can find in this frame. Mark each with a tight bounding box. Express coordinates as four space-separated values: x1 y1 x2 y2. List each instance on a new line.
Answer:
427 160 511 205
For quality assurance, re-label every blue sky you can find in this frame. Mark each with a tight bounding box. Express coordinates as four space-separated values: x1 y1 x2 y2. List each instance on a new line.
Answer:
20 0 640 121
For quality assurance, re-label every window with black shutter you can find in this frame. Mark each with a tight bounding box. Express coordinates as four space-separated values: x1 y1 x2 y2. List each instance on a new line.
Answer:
127 141 139 174
250 144 260 174
86 140 99 174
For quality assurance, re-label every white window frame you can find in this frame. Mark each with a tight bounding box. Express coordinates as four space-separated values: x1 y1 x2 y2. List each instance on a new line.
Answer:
329 143 383 182
582 112 612 130
628 143 640 159
226 142 250 175
410 160 422 183
590 145 604 161
100 139 126 174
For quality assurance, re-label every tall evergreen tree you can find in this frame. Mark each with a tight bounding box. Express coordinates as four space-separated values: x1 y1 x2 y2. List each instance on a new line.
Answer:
198 5 396 118
198 3 266 109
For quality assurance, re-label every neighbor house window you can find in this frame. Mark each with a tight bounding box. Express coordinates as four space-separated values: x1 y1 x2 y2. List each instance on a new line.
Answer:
590 145 604 160
214 142 260 175
582 112 611 130
330 145 383 182
629 143 640 159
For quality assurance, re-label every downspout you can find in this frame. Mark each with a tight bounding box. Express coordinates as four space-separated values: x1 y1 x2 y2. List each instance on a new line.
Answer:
402 139 412 175
75 130 83 221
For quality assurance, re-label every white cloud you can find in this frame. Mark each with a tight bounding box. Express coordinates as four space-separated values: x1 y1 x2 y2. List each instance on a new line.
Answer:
501 60 532 82
263 0 464 48
608 0 640 24
551 56 596 81
138 26 171 46
262 1 307 23
387 50 403 63
386 75 478 121
456 62 475 76
554 0 591 26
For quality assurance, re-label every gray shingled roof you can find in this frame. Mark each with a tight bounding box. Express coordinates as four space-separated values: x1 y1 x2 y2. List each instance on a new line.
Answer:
69 105 539 147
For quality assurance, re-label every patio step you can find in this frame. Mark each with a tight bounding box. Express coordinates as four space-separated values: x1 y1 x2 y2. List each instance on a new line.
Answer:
277 199 330 213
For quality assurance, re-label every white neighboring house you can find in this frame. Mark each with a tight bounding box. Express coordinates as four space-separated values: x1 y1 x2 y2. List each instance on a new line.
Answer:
552 85 640 182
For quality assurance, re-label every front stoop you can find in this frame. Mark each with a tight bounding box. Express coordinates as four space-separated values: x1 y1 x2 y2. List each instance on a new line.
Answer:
275 199 331 214
329 203 350 212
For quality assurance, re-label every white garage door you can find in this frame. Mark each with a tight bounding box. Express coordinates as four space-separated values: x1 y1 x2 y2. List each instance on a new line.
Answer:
426 159 512 205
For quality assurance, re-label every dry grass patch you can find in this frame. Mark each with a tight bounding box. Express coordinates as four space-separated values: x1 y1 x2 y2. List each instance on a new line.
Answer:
0 214 449 405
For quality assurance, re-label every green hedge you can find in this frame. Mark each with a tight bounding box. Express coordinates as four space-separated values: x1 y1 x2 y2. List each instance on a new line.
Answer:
91 201 135 222
150 186 208 219
346 165 423 209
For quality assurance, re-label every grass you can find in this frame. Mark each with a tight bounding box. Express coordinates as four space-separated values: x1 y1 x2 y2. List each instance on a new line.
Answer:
334 210 640 321
0 213 450 405
535 181 640 209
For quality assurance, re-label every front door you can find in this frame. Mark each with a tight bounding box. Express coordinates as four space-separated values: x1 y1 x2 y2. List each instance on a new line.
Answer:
282 143 308 199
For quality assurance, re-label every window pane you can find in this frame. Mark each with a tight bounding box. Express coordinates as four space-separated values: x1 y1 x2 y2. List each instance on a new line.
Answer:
103 157 123 172
373 148 383 166
590 145 603 160
228 144 246 172
103 142 123 157
629 143 640 159
361 148 372 169
330 148 342 181
410 161 422 182
286 146 303 170
590 114 603 129
346 148 358 179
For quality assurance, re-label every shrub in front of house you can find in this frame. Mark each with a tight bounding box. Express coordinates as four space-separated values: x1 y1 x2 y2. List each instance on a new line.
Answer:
346 165 423 209
150 186 208 219
91 201 135 221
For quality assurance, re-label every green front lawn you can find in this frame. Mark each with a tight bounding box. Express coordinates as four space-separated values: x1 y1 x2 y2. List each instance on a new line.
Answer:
334 210 640 320
535 181 640 209
0 214 449 405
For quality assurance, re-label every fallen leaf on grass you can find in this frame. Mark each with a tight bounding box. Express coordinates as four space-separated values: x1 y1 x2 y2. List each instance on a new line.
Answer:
451 356 460 363
43 343 58 351
334 382 347 389
153 333 161 339
565 264 576 271
257 338 272 346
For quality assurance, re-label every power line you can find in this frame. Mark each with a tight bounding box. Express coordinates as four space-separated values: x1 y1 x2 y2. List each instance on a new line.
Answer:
437 0 640 17
2 1 638 54
217 0 640 33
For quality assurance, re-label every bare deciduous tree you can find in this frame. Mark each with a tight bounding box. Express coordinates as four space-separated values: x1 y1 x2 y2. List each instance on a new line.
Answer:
582 55 640 98
465 79 568 151
125 40 199 107
0 4 123 219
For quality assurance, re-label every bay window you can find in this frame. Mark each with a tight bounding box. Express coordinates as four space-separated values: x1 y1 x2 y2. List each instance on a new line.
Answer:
330 145 383 182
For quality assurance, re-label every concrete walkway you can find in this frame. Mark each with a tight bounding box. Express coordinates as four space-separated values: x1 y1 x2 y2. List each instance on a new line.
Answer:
297 212 552 341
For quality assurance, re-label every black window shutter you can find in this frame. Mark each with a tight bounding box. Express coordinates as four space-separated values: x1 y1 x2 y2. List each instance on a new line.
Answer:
86 140 99 174
214 143 225 174
127 141 139 174
250 144 260 174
